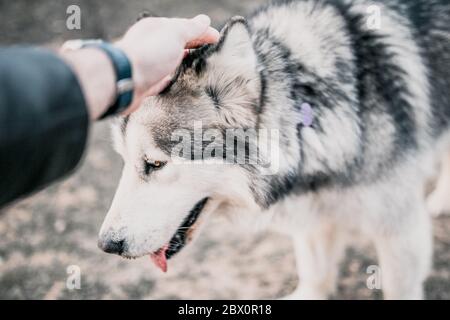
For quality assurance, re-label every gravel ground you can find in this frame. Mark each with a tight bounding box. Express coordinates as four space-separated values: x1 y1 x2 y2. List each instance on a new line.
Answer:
0 0 449 300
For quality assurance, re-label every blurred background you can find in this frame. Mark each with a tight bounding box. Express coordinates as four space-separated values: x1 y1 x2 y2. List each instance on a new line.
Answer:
0 0 449 299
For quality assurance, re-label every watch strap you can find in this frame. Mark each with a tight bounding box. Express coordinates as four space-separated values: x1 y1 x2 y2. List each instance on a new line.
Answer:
81 40 134 119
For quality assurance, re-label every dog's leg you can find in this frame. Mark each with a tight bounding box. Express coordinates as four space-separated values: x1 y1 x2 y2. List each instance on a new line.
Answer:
427 151 450 217
372 204 432 300
283 222 345 300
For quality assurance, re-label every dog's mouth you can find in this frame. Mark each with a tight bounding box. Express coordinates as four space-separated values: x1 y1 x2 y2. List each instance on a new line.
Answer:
149 197 209 272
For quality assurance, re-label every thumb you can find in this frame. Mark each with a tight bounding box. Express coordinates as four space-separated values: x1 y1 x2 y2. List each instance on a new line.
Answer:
182 14 211 42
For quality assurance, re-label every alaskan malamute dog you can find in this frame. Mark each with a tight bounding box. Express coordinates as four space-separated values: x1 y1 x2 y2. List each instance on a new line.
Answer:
98 0 450 299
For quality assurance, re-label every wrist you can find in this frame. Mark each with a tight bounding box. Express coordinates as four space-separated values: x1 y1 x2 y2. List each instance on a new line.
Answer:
62 48 116 120
62 40 135 120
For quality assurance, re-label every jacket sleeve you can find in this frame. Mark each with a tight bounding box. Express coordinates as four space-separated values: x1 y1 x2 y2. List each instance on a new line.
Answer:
0 47 89 208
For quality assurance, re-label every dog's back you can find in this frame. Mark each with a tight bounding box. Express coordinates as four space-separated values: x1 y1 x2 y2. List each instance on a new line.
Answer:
407 0 450 135
245 0 450 208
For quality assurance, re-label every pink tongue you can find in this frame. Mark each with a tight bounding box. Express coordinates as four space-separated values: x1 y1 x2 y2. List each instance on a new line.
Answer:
150 245 168 273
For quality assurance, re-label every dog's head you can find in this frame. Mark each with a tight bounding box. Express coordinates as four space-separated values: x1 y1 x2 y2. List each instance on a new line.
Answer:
98 18 271 271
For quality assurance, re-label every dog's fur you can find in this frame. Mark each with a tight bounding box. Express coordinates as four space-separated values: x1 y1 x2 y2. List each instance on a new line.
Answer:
99 0 450 299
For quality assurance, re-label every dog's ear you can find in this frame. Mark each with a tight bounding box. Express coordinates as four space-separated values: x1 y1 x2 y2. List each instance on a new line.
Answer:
201 17 260 125
209 16 258 77
217 16 253 54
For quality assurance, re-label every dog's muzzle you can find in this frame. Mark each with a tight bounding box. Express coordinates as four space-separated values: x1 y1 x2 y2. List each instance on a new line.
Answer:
164 197 209 259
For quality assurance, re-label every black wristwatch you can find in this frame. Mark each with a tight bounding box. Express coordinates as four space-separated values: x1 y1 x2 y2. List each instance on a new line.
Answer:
63 39 134 119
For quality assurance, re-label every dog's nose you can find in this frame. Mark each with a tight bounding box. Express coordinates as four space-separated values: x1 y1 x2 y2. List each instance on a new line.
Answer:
98 238 125 255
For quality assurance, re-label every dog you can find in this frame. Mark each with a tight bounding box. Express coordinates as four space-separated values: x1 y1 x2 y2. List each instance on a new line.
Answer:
98 0 450 299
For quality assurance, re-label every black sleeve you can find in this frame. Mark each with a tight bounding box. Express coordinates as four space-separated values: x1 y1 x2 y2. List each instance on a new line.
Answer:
0 47 89 208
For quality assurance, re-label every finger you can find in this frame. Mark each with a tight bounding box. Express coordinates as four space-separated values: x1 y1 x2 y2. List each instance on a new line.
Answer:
122 74 173 116
185 26 220 48
145 74 173 96
122 75 173 115
181 14 213 42
121 96 143 115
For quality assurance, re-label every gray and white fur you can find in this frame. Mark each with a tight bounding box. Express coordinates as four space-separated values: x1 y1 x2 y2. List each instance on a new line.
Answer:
99 0 450 299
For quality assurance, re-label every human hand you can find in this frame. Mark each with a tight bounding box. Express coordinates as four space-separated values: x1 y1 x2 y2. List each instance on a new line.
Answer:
116 14 220 113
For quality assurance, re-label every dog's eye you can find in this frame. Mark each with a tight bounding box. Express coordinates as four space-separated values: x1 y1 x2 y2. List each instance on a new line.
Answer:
144 158 166 175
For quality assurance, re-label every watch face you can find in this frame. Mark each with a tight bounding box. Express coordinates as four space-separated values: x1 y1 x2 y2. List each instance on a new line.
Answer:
61 39 85 51
61 39 103 51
